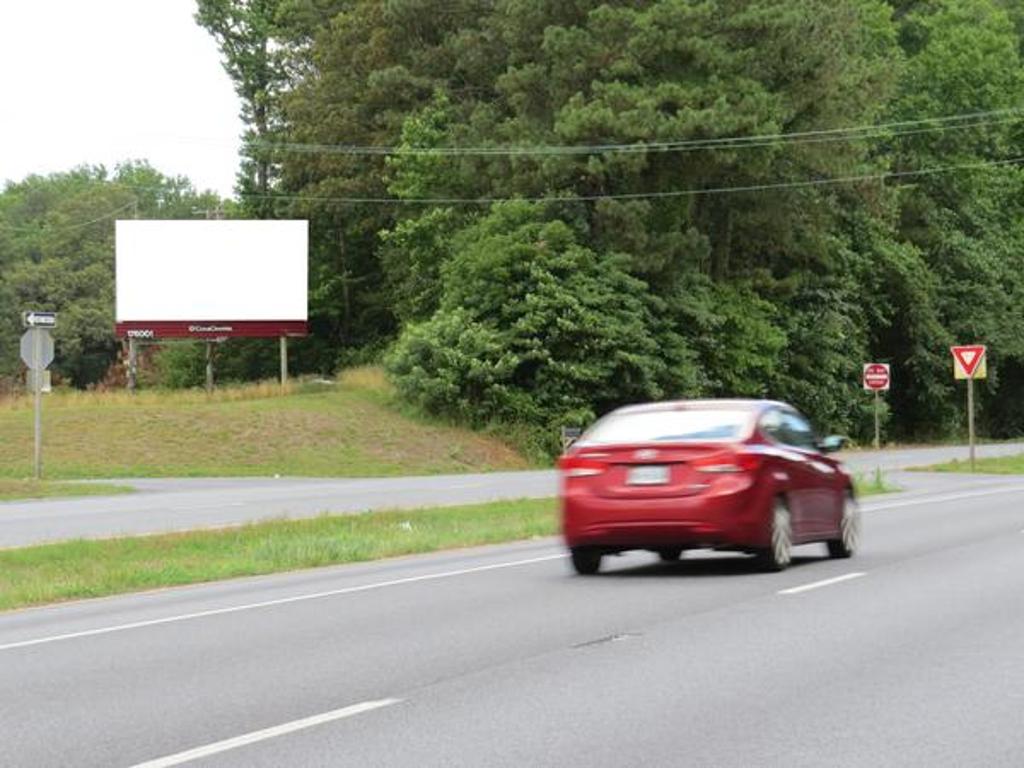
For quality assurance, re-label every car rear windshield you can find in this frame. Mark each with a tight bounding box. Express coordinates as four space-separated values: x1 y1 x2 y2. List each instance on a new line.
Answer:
580 409 752 445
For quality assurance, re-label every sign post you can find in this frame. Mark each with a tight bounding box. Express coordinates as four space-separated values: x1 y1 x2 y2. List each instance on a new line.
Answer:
560 426 582 453
862 363 890 450
951 345 987 471
20 313 57 479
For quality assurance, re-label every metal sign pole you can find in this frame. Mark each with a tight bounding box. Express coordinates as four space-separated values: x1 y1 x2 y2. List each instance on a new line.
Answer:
874 389 881 450
33 329 43 479
968 376 976 471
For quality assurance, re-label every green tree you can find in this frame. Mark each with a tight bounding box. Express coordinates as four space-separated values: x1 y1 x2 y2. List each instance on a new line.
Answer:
0 163 223 387
386 202 697 451
196 0 292 216
887 0 1024 436
193 0 1024 445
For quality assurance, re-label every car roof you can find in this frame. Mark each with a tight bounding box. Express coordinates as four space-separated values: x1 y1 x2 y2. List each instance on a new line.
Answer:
611 399 790 416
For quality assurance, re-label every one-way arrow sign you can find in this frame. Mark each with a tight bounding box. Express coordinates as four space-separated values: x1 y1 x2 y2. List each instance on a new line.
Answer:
22 311 58 329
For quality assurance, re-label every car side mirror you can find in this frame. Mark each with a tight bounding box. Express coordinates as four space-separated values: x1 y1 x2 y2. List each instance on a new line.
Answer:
817 435 847 454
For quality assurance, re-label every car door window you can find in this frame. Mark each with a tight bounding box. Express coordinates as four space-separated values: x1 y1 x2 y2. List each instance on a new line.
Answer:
759 409 785 443
780 411 817 451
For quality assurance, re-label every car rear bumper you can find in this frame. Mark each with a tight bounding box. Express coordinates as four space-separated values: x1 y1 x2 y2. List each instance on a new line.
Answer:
561 481 772 551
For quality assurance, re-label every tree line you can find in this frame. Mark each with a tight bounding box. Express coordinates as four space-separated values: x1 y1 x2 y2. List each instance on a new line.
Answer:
3 0 1023 455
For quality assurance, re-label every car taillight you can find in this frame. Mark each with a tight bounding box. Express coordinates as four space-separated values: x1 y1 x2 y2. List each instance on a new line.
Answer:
558 455 609 478
693 451 761 474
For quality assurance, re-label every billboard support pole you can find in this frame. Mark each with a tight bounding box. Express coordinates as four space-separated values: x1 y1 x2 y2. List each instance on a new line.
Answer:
205 341 215 393
127 338 138 394
280 336 289 388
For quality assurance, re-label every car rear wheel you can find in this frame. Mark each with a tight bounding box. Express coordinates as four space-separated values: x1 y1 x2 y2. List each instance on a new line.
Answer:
570 547 602 575
827 493 861 559
656 548 683 562
757 499 792 572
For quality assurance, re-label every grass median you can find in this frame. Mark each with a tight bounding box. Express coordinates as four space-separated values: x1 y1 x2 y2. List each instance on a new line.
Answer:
0 480 135 502
0 498 558 612
853 469 900 496
917 454 1024 475
0 479 899 612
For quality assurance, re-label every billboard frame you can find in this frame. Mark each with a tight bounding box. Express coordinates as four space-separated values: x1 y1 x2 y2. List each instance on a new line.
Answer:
114 219 309 390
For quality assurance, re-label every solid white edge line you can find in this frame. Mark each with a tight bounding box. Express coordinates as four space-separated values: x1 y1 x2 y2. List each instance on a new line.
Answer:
864 484 1024 511
4 483 1023 652
779 572 866 595
128 698 401 768
0 554 565 653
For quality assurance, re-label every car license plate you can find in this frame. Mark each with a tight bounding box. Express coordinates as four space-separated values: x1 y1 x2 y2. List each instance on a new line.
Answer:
626 465 670 486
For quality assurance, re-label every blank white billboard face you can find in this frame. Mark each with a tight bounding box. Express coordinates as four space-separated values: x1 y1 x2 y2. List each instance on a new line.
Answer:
116 220 308 323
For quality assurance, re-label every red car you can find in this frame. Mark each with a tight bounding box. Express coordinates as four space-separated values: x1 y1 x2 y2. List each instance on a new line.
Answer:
559 399 860 574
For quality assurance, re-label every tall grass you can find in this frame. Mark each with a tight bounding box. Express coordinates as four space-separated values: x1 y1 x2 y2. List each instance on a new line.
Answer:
0 379 303 412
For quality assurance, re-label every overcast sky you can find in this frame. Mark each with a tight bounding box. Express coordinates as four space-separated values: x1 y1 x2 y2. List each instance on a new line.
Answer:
0 1 243 197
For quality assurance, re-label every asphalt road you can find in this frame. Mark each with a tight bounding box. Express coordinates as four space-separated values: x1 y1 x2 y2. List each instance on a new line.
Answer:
1 475 1023 766
2 442 1023 547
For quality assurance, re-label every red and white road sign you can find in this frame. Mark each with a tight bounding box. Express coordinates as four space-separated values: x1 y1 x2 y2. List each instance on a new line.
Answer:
951 345 987 380
863 363 890 392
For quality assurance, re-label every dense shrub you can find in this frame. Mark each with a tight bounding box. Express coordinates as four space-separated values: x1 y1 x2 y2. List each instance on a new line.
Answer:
386 203 698 450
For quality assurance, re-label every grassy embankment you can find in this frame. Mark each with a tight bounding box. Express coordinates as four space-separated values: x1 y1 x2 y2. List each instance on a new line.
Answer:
0 368 529 483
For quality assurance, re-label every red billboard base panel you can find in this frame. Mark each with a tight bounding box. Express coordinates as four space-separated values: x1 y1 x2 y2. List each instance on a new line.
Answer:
115 321 308 339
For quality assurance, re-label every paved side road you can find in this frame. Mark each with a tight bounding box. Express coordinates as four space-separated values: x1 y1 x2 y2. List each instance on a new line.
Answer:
1 479 1022 766
838 441 1024 473
0 471 554 548
0 442 1022 548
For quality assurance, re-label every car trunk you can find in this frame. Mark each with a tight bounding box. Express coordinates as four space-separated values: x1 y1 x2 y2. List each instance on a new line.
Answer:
572 443 739 500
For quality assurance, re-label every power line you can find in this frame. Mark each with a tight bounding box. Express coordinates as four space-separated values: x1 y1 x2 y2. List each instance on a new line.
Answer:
235 156 1024 206
250 107 1023 157
3 150 1019 225
0 199 137 234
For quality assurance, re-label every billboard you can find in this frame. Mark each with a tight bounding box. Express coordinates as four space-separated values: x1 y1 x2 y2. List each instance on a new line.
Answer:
115 220 308 339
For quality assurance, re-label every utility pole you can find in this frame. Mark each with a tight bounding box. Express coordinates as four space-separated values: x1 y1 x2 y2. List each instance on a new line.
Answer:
127 197 140 395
